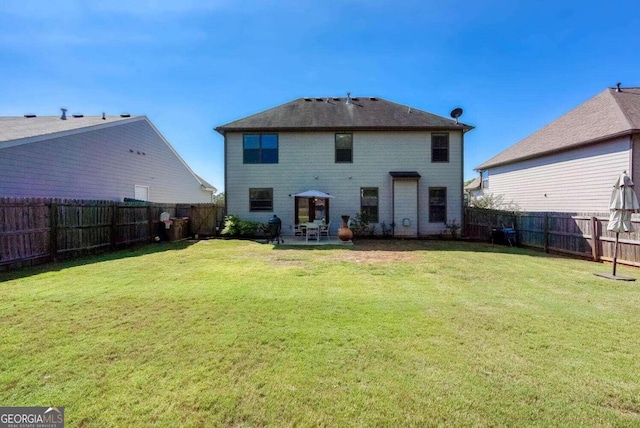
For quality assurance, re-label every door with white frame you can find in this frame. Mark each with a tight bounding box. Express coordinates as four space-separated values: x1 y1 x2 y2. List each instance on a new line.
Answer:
393 180 418 237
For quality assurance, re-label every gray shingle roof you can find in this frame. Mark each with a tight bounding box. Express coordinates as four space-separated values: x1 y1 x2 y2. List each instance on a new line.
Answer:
195 174 217 193
0 115 140 144
476 87 640 170
215 97 473 134
464 176 481 191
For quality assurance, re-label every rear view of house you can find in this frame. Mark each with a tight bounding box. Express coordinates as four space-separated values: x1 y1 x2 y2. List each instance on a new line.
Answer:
475 85 640 212
0 112 215 203
216 95 473 236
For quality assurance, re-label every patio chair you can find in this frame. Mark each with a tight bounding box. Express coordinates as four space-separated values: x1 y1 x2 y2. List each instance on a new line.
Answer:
294 224 304 237
320 222 330 239
306 223 320 242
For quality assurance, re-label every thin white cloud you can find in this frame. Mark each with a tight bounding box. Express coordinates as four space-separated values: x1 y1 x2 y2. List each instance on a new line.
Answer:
0 0 233 18
90 0 233 16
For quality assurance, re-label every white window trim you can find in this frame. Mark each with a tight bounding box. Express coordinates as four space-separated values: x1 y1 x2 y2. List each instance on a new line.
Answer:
134 185 150 201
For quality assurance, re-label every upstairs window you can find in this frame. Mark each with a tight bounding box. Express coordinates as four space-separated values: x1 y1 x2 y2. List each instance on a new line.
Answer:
244 134 278 164
249 188 273 212
431 133 449 163
335 133 353 163
360 187 379 223
429 187 447 223
481 170 489 189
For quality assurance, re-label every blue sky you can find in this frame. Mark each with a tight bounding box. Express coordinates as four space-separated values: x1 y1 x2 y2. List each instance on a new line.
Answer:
2 0 639 192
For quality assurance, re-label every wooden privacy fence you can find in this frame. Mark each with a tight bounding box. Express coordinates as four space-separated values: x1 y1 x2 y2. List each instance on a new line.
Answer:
0 198 220 271
465 207 640 267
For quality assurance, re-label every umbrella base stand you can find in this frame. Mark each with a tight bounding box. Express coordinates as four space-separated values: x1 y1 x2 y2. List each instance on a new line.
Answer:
593 272 636 281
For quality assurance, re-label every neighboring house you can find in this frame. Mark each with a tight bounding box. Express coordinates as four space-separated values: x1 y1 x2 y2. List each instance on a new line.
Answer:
0 112 215 203
464 176 482 200
215 95 473 237
475 85 640 212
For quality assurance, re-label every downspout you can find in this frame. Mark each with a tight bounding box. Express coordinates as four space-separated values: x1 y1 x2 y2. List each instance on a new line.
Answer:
630 134 635 183
461 129 466 237
391 179 396 238
223 133 228 219
416 177 420 238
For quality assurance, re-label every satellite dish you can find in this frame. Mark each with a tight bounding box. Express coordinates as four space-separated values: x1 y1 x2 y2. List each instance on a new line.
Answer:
450 107 463 124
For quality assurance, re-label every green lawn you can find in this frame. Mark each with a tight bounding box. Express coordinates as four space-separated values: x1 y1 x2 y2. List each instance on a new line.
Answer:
1 239 639 427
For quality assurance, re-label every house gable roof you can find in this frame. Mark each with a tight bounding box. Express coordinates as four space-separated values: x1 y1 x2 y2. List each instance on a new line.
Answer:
215 97 473 134
0 115 141 145
464 176 481 191
476 87 640 170
1 114 213 194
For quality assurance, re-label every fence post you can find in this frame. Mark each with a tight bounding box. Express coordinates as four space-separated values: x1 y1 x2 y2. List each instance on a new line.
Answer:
110 203 118 250
544 214 549 253
49 201 58 261
147 205 154 241
591 216 599 261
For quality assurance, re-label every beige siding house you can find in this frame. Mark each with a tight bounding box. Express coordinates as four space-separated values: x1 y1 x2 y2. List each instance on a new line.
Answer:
475 86 640 212
216 96 473 237
0 113 215 202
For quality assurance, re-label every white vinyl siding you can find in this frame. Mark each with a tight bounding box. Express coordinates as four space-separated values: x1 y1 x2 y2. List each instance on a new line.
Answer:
485 137 633 212
0 118 211 203
226 130 463 236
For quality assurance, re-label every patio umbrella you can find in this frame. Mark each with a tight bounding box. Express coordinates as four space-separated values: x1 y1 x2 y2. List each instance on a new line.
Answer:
601 171 639 279
292 190 334 198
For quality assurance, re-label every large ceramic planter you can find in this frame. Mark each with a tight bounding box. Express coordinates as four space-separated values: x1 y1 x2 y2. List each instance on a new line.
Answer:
338 215 353 242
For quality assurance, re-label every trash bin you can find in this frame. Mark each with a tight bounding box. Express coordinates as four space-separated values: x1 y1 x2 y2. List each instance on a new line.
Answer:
169 217 189 241
491 227 516 246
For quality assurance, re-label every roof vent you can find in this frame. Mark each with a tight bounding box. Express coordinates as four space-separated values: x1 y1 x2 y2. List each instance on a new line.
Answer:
120 113 131 118
346 92 352 105
24 114 36 118
72 114 84 118
332 97 340 101
369 97 378 101
304 97 312 101
60 108 67 120
102 112 106 120
616 82 622 92
315 98 323 102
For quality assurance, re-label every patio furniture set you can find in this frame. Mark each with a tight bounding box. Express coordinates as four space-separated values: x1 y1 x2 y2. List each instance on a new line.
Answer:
294 220 331 242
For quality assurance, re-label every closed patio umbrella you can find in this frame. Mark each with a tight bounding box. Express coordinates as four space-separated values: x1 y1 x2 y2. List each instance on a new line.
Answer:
597 171 639 280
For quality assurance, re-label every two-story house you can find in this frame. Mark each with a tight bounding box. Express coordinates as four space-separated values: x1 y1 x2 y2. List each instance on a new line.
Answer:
0 112 216 203
475 85 640 212
215 95 473 237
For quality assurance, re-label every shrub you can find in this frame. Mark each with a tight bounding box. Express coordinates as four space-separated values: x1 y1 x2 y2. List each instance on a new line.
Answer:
444 219 461 239
381 221 394 238
469 193 521 212
221 215 264 237
351 212 376 237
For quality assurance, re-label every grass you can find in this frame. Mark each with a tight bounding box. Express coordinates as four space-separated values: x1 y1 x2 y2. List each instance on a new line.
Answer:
1 239 640 427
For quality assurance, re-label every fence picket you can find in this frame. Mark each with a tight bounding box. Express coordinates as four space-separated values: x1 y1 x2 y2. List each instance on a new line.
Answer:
0 198 218 271
465 207 640 268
